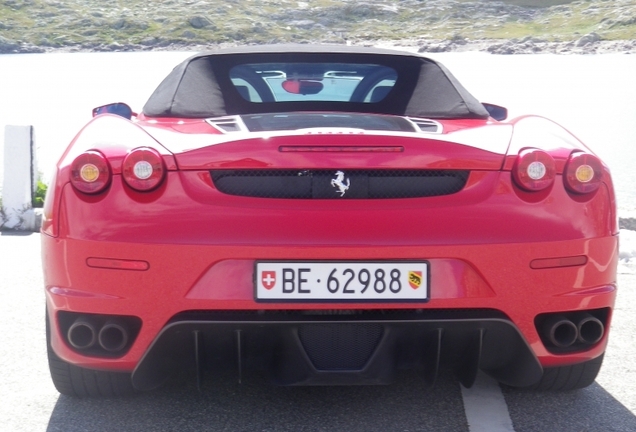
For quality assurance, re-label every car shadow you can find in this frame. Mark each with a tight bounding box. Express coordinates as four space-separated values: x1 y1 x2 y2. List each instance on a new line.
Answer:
46 369 468 432
45 370 636 432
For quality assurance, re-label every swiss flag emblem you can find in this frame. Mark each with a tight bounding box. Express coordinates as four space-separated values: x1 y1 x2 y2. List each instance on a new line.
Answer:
261 271 276 290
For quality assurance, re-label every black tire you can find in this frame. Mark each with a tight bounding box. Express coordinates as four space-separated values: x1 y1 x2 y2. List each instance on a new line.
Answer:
46 310 136 398
524 354 604 391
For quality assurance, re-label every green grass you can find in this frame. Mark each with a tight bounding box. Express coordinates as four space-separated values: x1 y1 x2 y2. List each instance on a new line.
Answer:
32 180 47 208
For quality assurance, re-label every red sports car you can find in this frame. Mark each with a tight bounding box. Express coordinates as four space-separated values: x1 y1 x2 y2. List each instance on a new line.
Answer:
42 45 618 397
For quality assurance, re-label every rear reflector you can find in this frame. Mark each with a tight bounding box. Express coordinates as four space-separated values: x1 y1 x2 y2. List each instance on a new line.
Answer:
279 146 404 152
530 255 588 269
87 258 149 271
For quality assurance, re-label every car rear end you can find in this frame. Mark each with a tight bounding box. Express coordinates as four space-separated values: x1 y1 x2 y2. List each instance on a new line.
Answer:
42 47 618 394
42 115 617 391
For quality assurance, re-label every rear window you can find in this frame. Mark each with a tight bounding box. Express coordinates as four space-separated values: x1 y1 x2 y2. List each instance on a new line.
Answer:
229 63 397 103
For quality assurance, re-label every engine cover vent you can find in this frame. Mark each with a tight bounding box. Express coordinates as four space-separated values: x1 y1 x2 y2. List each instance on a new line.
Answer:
408 118 443 133
206 116 247 133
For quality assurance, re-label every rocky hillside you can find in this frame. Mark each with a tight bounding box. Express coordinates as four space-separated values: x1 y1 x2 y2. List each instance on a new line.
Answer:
1 0 635 53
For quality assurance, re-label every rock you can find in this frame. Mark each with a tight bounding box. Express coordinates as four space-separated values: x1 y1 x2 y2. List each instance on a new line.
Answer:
107 17 150 31
620 218 636 231
0 38 44 53
319 3 400 20
252 23 266 34
0 36 20 53
139 37 158 46
12 43 46 54
111 18 126 30
520 35 545 44
80 41 100 49
450 34 467 45
288 20 316 30
486 41 516 55
189 16 212 29
418 40 453 53
152 38 174 48
576 32 601 47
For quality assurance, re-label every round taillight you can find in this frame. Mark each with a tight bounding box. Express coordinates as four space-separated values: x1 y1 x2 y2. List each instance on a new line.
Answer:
70 151 111 194
512 149 556 191
122 147 166 191
564 152 603 194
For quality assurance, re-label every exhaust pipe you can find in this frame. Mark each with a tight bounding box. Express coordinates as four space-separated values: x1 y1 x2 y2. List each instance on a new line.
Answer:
543 316 578 347
576 314 604 345
67 316 97 350
98 321 129 352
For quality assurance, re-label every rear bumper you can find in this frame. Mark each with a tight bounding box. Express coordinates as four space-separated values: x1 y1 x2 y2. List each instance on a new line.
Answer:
43 233 617 377
130 311 543 390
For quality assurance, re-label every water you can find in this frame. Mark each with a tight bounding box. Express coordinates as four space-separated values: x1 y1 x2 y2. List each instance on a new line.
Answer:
1 50 635 214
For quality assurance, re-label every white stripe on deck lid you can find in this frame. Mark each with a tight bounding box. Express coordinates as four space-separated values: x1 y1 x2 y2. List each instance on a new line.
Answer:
461 372 515 432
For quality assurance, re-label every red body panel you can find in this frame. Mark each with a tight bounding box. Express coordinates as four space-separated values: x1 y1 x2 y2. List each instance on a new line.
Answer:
42 113 618 383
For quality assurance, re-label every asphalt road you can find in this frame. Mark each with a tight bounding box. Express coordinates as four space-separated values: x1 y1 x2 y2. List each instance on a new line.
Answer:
1 232 634 432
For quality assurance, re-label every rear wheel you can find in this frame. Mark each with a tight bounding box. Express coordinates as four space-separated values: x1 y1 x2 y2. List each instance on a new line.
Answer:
524 354 604 391
46 310 136 398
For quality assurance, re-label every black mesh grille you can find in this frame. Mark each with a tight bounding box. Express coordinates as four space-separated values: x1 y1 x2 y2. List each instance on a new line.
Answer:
298 323 384 370
211 169 469 199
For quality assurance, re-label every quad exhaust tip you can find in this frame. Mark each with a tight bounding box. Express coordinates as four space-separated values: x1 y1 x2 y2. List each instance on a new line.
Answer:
543 316 578 347
66 316 130 353
542 313 605 348
67 317 98 350
98 321 129 352
577 314 604 345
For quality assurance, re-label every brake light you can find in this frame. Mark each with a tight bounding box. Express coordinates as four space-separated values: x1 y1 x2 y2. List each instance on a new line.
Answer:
70 151 111 194
564 152 602 194
122 147 166 191
512 149 556 191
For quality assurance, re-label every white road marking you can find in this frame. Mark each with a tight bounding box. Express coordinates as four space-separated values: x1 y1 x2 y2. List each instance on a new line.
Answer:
461 372 515 432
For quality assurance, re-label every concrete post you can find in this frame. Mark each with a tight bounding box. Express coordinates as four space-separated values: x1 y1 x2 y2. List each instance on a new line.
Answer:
1 125 39 230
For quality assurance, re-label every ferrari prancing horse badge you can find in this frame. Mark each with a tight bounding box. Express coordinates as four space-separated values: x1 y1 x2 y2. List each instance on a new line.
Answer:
331 171 350 197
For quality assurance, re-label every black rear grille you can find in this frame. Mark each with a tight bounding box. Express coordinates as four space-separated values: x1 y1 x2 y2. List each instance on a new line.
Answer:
298 323 384 370
211 169 469 199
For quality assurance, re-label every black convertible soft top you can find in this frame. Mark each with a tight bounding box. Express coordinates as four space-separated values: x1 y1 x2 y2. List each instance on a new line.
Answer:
143 45 489 119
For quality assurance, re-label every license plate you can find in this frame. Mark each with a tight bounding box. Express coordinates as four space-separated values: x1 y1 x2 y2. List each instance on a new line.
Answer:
255 261 429 301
